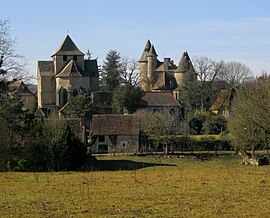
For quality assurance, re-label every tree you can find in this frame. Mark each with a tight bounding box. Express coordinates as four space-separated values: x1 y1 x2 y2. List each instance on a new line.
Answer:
228 75 270 156
63 92 97 119
100 50 123 91
193 56 224 110
217 61 253 90
113 84 146 114
121 57 140 86
138 108 177 154
0 19 27 80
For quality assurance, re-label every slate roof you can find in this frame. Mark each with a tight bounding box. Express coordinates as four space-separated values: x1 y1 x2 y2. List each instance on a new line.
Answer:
55 60 87 77
84 59 99 77
51 35 84 57
143 92 180 107
91 114 139 136
152 72 178 90
92 91 112 105
147 45 158 57
175 51 194 73
38 61 54 76
139 40 151 62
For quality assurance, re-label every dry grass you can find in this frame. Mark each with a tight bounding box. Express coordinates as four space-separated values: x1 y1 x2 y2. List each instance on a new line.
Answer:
1 155 270 217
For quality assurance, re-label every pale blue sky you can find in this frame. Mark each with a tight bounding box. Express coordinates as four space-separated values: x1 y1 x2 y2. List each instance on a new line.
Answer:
2 0 270 79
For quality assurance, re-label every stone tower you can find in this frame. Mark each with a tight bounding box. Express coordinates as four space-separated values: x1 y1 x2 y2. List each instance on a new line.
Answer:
174 51 194 86
37 35 99 114
138 40 158 91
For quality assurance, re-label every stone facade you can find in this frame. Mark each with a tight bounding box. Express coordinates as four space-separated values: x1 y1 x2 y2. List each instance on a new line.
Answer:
139 40 194 92
37 35 99 115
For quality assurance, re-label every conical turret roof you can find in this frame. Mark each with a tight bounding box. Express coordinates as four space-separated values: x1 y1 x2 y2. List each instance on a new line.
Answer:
51 35 84 57
139 39 152 62
175 51 193 73
147 45 158 57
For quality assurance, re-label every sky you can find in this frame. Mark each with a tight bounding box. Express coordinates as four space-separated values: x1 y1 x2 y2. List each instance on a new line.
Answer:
2 0 270 81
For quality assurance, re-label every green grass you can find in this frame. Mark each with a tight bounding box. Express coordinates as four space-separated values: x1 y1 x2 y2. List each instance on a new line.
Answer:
191 134 222 141
1 155 270 217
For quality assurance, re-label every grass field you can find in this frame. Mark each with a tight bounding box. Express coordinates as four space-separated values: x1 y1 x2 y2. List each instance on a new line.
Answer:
1 154 270 217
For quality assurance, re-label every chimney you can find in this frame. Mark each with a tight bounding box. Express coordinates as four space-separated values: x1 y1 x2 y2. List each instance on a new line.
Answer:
164 58 170 71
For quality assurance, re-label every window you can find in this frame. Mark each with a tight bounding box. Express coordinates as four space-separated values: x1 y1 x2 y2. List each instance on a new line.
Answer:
98 136 105 142
123 143 125 147
63 56 67 61
73 55 77 61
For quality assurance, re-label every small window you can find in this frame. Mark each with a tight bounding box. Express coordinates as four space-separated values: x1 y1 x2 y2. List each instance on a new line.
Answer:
73 55 77 61
63 56 67 61
99 136 105 142
123 143 125 147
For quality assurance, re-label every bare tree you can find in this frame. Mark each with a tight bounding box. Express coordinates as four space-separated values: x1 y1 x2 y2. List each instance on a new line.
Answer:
0 19 28 80
121 57 140 87
193 56 224 110
138 108 177 154
217 61 253 89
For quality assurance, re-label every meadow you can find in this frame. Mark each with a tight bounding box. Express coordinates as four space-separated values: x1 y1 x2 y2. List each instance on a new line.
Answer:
1 154 270 217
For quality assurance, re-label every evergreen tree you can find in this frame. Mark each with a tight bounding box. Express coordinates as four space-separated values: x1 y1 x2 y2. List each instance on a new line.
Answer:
100 50 123 91
64 92 96 119
113 84 146 114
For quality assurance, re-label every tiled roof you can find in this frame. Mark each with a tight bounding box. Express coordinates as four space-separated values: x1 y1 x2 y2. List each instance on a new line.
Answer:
55 60 87 77
8 80 34 95
143 92 180 107
209 89 230 111
91 114 139 136
51 35 84 57
92 91 112 105
84 59 99 77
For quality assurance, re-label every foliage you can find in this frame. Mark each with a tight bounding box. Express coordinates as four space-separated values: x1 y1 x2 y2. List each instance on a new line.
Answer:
113 84 146 114
63 92 96 119
23 118 87 171
100 50 123 91
138 109 177 153
228 75 270 155
203 114 227 134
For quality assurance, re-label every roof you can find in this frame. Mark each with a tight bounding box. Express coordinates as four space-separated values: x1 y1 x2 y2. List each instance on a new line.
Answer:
34 107 46 117
55 60 87 77
91 114 139 136
92 91 112 105
8 80 34 95
143 92 180 107
51 35 84 57
84 59 99 77
139 39 151 62
152 72 178 90
175 51 194 73
147 45 158 57
38 61 54 76
209 89 231 111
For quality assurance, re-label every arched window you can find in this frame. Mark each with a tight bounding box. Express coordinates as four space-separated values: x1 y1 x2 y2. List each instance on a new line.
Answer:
59 87 67 108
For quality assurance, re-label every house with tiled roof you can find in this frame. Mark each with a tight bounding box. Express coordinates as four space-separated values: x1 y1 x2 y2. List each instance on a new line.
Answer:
90 114 140 154
9 80 37 113
37 35 99 115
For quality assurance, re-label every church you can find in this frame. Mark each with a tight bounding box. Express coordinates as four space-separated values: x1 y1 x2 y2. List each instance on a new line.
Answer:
37 35 99 115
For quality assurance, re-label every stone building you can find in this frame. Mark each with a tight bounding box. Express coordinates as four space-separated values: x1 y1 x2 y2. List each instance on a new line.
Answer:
139 40 194 92
90 114 140 154
37 35 99 115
